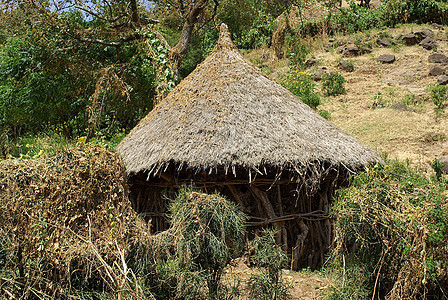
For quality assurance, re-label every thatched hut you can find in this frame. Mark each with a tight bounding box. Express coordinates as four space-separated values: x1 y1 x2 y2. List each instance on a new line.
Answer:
118 24 378 269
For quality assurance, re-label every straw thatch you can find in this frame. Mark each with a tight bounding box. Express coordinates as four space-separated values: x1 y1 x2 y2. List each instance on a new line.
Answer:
118 23 377 182
117 23 379 269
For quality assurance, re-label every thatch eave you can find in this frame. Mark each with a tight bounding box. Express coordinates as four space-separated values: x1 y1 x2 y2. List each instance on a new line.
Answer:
130 156 370 185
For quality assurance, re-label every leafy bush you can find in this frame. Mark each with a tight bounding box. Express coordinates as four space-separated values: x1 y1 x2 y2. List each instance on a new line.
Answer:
150 188 247 299
237 11 275 49
322 72 346 96
285 34 310 70
282 70 321 109
247 229 290 300
429 84 448 110
318 109 331 120
296 0 448 38
327 159 448 299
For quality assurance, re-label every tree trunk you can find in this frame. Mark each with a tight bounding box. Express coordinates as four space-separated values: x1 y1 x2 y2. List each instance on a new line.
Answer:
169 0 209 83
129 0 140 24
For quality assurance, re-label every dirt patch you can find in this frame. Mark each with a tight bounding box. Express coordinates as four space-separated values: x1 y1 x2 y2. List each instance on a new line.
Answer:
223 258 330 299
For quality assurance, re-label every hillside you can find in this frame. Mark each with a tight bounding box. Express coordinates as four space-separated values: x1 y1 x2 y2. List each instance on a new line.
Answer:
245 23 448 174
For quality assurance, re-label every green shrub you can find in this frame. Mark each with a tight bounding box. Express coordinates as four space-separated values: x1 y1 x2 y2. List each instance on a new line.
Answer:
286 34 310 70
151 188 247 299
247 229 290 300
327 159 448 299
322 72 346 96
318 109 331 120
295 0 448 38
431 158 446 182
430 84 448 110
282 70 321 109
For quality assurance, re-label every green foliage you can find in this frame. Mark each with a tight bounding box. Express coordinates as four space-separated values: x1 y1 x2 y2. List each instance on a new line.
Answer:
327 159 448 299
6 132 73 159
431 158 446 182
429 84 448 111
296 0 448 38
286 35 310 70
247 229 290 300
152 187 247 299
0 36 90 137
322 257 371 300
318 109 331 120
235 9 275 49
331 1 379 34
0 8 156 141
322 72 346 96
281 70 321 109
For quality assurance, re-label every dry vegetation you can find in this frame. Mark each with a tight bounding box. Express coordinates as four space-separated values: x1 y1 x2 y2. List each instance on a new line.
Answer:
245 23 448 175
241 19 448 299
0 145 152 298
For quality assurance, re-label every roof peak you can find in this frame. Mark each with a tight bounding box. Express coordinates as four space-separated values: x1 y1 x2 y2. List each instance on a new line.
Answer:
216 23 238 51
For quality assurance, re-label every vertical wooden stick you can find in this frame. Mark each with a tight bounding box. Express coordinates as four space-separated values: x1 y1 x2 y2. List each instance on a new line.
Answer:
277 185 288 252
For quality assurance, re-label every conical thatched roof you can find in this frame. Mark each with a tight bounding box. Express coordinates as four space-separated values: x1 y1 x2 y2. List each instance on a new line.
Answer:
118 24 378 178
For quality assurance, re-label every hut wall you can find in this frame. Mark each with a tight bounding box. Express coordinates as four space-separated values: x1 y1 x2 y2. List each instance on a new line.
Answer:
128 168 343 270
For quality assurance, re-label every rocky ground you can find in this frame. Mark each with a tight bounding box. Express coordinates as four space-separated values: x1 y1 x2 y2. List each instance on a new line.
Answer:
246 23 448 175
241 22 448 299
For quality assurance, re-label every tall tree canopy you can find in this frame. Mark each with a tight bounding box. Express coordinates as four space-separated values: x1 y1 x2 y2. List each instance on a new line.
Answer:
0 0 290 140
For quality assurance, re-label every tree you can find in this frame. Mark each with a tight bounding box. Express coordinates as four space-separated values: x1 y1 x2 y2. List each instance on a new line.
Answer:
0 0 219 140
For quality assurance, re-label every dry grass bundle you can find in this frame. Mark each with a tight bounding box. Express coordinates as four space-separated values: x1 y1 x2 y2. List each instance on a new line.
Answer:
0 145 151 299
149 189 246 299
328 159 448 299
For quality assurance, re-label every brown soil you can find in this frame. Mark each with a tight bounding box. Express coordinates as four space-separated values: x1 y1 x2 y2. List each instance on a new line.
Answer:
317 24 448 173
246 23 448 175
223 258 330 299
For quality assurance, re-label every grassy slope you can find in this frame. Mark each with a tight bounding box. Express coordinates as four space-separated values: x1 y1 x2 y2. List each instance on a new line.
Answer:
244 23 448 175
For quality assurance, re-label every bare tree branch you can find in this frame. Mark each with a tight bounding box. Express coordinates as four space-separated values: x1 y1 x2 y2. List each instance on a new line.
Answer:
75 5 107 21
76 33 141 47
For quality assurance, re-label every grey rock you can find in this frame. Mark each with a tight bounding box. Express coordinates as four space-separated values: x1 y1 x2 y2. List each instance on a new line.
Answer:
313 69 326 81
391 103 415 112
429 53 448 64
338 60 354 72
342 46 361 57
400 33 418 46
376 54 396 64
439 157 448 173
414 29 434 41
432 23 443 30
420 36 437 50
305 58 320 67
377 37 391 47
430 65 445 76
437 75 448 85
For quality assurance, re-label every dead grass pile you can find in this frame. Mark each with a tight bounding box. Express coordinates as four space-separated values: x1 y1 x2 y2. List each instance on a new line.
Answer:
328 159 448 299
0 145 151 299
